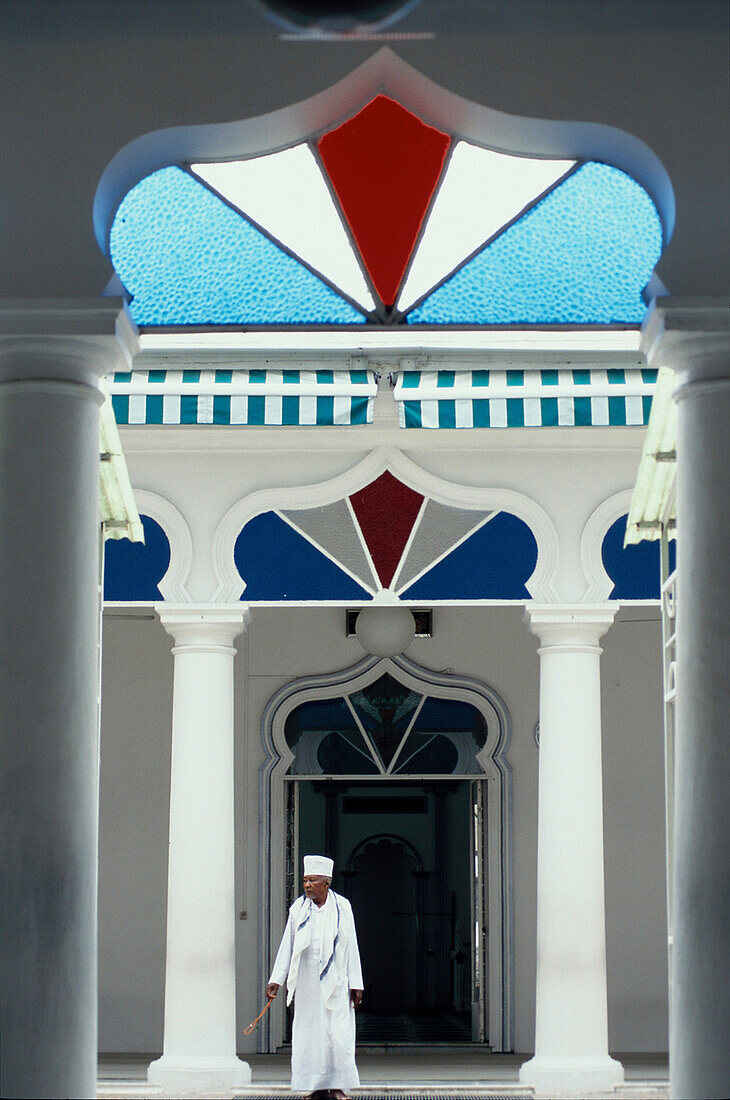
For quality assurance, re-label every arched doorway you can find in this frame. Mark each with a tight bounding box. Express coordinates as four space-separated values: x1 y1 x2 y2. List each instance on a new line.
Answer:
261 654 513 1051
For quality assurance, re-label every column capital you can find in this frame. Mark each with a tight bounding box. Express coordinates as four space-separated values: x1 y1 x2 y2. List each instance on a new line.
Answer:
641 297 730 392
524 603 616 649
155 603 251 650
0 298 138 395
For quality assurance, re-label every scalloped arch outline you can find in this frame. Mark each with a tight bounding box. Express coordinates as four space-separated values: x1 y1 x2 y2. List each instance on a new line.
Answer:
579 488 636 603
211 447 560 603
259 652 513 1051
94 48 674 261
129 488 194 603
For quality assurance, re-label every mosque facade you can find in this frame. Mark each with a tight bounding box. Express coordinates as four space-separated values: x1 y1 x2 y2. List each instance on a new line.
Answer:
1 5 728 1099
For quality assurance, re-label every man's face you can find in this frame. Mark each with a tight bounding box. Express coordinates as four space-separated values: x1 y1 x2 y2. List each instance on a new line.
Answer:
303 874 330 905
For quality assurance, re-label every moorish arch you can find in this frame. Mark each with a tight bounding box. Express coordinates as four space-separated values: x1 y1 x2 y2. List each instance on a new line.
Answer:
95 48 672 330
103 488 193 603
260 652 513 1051
213 448 559 604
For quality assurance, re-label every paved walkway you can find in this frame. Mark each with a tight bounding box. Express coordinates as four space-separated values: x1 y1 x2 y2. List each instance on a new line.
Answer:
98 1051 669 1099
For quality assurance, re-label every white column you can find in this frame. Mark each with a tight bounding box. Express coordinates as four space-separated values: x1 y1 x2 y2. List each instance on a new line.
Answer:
519 604 623 1097
148 605 251 1095
643 300 730 1100
0 301 137 1099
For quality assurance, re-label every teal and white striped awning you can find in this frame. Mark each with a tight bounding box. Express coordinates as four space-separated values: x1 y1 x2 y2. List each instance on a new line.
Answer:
394 368 657 428
109 368 377 426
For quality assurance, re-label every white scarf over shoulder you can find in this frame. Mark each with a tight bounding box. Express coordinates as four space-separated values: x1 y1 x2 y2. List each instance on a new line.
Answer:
283 891 343 1007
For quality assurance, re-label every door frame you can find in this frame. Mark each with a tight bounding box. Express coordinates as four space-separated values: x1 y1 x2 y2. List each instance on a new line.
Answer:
259 653 514 1052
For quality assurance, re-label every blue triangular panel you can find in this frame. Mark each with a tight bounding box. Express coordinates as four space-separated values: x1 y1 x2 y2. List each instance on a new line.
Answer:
401 511 537 600
110 167 365 325
234 512 373 600
407 162 663 324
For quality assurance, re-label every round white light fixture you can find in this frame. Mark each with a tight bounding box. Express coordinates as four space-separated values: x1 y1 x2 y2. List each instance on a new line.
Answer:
355 606 415 657
252 0 421 33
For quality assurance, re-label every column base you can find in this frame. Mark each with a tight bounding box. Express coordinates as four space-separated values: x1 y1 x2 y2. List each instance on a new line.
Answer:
519 1054 624 1097
147 1055 251 1095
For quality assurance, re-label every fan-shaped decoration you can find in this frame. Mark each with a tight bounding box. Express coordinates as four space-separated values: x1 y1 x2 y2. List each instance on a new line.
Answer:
109 167 364 325
234 471 538 601
192 145 375 312
284 671 486 777
408 162 662 324
103 72 668 327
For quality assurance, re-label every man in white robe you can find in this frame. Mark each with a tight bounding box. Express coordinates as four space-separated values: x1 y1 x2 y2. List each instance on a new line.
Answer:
267 855 364 1099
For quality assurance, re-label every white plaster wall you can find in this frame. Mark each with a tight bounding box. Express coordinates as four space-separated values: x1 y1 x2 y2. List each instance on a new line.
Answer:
98 613 173 1053
230 604 541 1054
602 607 668 1053
97 603 666 1056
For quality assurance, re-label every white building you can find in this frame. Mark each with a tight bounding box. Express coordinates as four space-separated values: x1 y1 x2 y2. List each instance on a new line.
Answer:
0 4 728 1100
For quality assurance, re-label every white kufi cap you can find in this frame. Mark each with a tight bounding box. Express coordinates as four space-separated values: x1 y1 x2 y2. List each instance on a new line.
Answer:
303 854 334 877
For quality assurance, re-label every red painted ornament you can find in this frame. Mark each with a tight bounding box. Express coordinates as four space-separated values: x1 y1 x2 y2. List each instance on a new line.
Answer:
318 95 450 308
350 471 425 588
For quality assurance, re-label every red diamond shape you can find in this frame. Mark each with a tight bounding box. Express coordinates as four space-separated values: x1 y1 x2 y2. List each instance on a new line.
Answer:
350 471 425 589
318 95 450 309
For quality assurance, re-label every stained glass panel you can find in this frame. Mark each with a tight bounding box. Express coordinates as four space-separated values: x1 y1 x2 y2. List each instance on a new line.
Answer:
103 514 170 601
602 513 675 600
109 166 365 325
400 511 538 600
395 734 460 775
191 145 376 311
407 162 663 324
285 698 378 775
397 141 574 312
234 511 373 600
349 472 425 589
349 673 422 769
318 95 450 308
394 696 486 774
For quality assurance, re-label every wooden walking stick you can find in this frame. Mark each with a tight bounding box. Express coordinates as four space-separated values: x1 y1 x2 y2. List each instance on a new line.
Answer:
243 994 274 1035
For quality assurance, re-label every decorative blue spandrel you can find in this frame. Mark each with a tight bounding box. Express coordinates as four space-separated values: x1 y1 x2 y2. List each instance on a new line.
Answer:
103 514 171 601
110 167 364 326
602 513 675 600
407 162 663 325
401 511 538 600
234 511 373 601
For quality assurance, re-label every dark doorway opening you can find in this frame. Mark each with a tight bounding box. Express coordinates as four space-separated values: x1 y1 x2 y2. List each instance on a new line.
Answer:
289 779 478 1043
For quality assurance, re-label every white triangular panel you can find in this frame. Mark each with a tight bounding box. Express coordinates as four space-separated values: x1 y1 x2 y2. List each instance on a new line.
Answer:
397 141 575 312
192 145 376 312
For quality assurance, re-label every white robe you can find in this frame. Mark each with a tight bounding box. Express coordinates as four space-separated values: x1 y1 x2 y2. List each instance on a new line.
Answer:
269 891 363 1092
